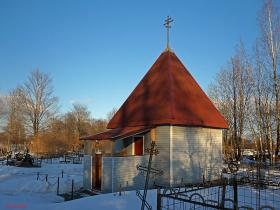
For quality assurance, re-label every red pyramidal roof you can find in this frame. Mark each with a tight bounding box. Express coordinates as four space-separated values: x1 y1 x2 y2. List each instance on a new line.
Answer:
107 50 228 129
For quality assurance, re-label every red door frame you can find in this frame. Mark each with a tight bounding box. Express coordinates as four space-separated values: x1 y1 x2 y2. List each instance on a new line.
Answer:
134 136 144 156
92 153 102 190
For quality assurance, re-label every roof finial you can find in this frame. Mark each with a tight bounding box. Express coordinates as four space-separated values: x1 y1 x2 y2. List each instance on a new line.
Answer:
164 16 174 51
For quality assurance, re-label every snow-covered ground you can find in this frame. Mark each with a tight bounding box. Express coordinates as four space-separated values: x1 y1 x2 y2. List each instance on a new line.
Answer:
1 160 280 210
0 160 156 210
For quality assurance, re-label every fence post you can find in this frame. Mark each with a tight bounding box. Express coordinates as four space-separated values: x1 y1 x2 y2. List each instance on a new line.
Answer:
57 177 60 195
220 179 226 209
37 172 39 180
233 176 238 210
157 187 161 210
71 179 74 200
45 174 48 182
62 170 64 178
119 184 122 196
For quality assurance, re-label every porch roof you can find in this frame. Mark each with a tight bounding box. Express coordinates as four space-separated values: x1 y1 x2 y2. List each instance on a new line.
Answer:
80 126 153 141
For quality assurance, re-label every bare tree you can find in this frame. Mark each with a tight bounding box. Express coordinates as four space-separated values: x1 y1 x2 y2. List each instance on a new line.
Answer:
208 0 280 163
64 112 78 150
5 88 26 148
107 107 118 121
91 118 107 134
20 70 58 139
41 117 68 154
249 42 274 160
63 103 92 150
71 103 91 137
0 96 4 118
0 95 7 124
209 42 253 160
258 0 280 155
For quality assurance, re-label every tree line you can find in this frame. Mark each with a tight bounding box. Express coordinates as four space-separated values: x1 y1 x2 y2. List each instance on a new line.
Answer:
209 0 280 162
0 70 116 155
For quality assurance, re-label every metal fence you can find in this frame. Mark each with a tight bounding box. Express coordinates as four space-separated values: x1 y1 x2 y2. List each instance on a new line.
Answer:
157 163 280 210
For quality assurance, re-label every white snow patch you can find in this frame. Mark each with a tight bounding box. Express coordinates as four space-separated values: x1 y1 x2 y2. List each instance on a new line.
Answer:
0 161 156 210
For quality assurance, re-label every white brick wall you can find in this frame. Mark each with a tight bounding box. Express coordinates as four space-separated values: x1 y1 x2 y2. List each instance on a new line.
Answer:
171 126 223 185
101 126 172 193
85 126 223 192
102 156 148 193
149 126 171 186
83 155 92 189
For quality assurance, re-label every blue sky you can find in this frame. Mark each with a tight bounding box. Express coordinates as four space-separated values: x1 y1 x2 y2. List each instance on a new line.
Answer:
0 0 268 118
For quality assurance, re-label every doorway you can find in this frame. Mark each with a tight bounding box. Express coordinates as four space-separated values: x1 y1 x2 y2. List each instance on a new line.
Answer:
134 136 144 156
92 153 102 190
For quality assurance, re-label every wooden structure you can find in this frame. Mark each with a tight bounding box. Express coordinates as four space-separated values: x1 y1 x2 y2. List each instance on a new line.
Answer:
81 49 228 193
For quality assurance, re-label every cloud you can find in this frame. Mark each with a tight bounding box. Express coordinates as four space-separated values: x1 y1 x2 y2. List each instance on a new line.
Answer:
69 98 94 106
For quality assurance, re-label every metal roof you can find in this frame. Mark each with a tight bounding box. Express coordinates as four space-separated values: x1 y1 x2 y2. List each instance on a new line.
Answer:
80 126 153 141
107 50 228 129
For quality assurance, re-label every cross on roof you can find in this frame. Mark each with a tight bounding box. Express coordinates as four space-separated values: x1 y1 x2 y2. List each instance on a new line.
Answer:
164 16 174 50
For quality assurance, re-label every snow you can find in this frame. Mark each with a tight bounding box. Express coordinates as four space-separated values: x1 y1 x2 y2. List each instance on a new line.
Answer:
46 190 156 210
0 160 279 210
0 161 83 194
0 160 156 210
0 189 157 210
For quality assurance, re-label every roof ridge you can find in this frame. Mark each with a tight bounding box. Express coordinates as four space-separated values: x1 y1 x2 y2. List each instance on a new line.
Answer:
167 51 175 119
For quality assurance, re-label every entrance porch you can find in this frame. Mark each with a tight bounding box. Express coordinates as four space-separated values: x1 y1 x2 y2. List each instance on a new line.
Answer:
83 130 150 192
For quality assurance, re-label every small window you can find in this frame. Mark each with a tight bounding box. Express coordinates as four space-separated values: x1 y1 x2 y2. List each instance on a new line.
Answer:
134 136 144 156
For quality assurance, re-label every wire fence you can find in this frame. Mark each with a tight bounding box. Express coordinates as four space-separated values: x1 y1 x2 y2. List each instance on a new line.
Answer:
35 169 83 198
0 156 83 200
